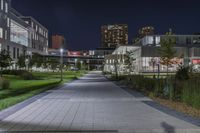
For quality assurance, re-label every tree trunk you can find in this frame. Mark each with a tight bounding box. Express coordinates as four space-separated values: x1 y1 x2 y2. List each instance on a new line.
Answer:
0 67 2 77
114 61 118 79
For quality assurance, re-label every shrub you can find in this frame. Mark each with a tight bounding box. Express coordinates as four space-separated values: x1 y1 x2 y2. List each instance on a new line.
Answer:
182 78 200 109
2 70 28 76
175 66 189 80
20 72 34 80
0 78 10 90
2 70 35 80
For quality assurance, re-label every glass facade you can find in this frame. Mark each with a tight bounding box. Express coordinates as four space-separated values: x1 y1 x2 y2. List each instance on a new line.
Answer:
139 57 182 73
10 19 28 46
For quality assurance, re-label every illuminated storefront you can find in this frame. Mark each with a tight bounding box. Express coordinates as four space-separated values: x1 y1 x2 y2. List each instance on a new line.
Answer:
104 45 197 74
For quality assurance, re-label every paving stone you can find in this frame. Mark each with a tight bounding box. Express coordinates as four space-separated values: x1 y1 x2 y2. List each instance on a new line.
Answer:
0 71 200 133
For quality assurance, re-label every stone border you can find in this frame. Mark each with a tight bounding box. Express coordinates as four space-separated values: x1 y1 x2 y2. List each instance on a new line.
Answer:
114 81 200 127
0 80 76 121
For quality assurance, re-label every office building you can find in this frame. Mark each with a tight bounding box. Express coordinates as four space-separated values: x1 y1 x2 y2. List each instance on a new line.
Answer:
101 24 128 48
0 0 48 63
52 35 66 49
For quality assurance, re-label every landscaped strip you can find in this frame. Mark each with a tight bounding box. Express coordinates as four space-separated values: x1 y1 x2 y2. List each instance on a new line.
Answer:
0 71 86 111
108 73 200 119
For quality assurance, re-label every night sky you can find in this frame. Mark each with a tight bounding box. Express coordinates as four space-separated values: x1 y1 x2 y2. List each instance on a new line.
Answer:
12 0 200 50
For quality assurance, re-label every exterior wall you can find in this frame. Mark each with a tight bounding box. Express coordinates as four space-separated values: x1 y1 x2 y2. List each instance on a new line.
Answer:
139 35 200 47
20 17 49 55
0 0 11 53
52 35 65 49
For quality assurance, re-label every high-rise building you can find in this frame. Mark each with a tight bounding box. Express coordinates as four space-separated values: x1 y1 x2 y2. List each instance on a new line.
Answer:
52 35 66 49
101 24 128 48
139 26 154 38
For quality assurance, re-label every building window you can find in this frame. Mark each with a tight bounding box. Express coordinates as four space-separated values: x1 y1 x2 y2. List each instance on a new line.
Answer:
186 37 192 44
1 0 3 10
13 47 16 59
31 22 34 28
5 2 7 13
5 30 7 39
0 43 2 51
17 48 19 58
36 25 38 31
7 45 9 53
7 17 10 27
10 19 29 46
0 28 3 38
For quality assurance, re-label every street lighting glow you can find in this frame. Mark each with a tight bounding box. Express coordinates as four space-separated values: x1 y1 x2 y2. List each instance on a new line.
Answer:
60 48 63 53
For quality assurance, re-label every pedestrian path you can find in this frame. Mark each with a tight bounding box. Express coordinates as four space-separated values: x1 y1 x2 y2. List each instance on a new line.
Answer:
0 71 199 133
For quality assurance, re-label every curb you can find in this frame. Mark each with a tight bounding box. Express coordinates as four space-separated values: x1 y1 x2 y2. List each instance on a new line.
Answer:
0 79 77 121
112 80 200 127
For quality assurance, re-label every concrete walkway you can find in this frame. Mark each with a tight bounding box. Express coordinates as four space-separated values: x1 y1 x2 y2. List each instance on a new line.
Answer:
0 71 200 133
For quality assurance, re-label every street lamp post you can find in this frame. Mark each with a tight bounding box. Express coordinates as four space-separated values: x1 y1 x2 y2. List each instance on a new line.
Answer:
80 60 83 70
60 48 64 81
75 59 78 68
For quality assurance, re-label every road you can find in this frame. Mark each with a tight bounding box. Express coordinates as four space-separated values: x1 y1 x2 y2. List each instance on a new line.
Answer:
0 71 199 133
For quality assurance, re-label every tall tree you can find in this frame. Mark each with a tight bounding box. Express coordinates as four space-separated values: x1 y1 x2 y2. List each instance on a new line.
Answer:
31 53 43 70
17 54 26 69
158 33 176 76
0 50 12 77
124 50 136 75
48 58 59 72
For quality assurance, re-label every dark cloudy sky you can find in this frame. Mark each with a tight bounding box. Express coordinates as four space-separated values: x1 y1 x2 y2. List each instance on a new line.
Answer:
12 0 200 50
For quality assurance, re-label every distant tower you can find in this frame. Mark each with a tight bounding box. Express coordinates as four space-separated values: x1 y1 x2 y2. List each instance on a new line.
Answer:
101 24 128 48
52 35 66 49
139 26 154 38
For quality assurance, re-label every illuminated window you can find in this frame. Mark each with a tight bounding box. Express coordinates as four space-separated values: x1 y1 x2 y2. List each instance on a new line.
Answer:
1 0 3 10
10 19 28 46
36 25 38 31
7 18 10 27
155 36 161 45
0 28 3 38
5 30 7 39
0 43 2 51
5 2 7 13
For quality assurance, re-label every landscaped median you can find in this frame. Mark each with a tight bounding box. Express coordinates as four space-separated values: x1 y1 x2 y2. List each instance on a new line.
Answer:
108 73 200 118
0 70 86 111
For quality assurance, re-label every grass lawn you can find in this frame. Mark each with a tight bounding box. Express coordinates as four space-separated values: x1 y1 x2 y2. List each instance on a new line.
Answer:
0 71 86 111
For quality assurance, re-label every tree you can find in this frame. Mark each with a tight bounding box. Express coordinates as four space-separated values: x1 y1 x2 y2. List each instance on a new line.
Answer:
0 50 12 77
113 59 119 78
124 50 136 75
17 54 26 69
77 60 81 70
42 57 49 69
31 53 43 70
48 58 59 72
158 33 176 76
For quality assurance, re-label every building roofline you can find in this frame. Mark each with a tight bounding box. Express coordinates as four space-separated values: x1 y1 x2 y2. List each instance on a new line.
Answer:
20 16 48 31
143 34 200 37
9 7 22 16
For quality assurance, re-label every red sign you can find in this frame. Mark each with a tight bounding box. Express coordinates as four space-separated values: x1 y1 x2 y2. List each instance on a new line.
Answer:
192 59 200 64
68 51 82 57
